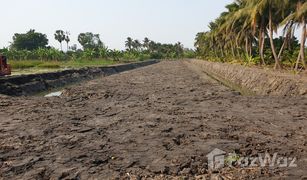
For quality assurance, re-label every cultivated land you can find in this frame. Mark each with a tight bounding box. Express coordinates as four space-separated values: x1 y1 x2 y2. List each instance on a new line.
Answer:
0 61 306 179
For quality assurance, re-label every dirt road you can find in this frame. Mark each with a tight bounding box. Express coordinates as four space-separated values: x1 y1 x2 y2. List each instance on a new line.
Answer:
0 61 306 179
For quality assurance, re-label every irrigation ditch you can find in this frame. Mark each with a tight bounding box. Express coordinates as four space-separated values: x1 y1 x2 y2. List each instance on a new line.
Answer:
187 59 307 97
0 60 159 96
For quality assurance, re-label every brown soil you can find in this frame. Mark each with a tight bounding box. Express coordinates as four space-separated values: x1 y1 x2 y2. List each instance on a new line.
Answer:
0 61 306 179
188 60 307 97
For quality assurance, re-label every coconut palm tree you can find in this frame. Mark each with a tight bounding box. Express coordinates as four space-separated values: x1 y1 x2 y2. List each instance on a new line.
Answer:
65 31 70 52
132 40 142 52
148 40 157 53
125 37 133 51
194 0 306 69
249 0 289 69
195 32 208 56
232 0 265 64
278 21 295 60
54 30 66 51
143 37 150 50
283 0 306 70
219 1 254 59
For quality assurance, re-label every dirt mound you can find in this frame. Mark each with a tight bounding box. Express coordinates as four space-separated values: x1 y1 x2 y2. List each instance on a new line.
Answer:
0 60 159 96
0 61 306 179
188 60 307 97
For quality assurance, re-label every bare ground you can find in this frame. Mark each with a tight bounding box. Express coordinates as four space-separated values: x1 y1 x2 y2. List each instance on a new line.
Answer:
0 61 306 179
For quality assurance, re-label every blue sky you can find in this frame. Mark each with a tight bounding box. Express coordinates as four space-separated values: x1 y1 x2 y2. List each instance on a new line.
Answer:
1 0 233 50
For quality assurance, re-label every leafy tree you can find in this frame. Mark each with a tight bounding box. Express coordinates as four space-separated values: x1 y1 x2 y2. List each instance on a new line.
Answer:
78 32 104 50
70 44 78 51
54 30 66 51
11 29 48 50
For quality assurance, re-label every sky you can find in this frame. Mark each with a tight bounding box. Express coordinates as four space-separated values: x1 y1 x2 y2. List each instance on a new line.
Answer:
0 0 234 50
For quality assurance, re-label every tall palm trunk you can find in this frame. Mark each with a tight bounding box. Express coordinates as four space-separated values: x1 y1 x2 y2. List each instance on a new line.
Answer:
258 31 263 62
278 39 286 60
260 31 266 64
259 19 266 65
219 45 224 57
231 42 236 57
245 37 248 56
229 35 235 57
268 9 282 69
278 25 292 60
235 38 240 56
213 47 218 58
249 39 252 57
295 18 306 70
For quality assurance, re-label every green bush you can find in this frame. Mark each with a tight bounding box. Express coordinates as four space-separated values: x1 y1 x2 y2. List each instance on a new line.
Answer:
137 53 151 61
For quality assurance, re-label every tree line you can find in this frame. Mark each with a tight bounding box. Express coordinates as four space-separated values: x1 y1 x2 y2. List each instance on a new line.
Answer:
1 29 194 61
195 0 306 70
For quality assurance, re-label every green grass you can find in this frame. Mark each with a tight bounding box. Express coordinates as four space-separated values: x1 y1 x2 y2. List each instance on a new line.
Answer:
10 60 44 69
37 62 61 69
10 59 120 69
63 59 118 68
9 59 124 75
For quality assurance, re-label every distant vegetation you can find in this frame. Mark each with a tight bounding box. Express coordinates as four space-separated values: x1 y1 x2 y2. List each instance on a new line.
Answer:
0 29 195 69
195 0 306 71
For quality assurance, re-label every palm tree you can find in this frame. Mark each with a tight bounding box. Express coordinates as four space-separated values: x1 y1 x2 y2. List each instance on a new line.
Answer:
65 31 70 51
143 37 150 50
195 32 207 56
54 30 66 51
132 40 142 52
174 42 184 58
148 40 157 53
283 0 306 70
249 0 289 69
125 37 133 51
239 0 267 65
230 0 268 64
278 21 295 60
218 1 243 57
